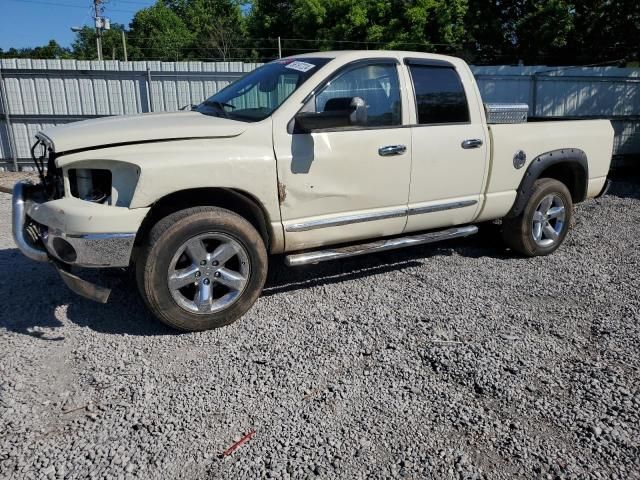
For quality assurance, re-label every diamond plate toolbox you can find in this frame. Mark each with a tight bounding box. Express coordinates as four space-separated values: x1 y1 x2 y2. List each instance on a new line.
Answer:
484 103 529 124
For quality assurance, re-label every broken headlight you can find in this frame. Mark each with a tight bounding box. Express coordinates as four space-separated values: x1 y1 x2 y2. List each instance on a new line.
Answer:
68 168 112 203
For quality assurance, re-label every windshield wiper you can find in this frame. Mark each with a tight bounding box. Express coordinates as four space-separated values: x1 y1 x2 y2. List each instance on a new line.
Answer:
200 100 235 119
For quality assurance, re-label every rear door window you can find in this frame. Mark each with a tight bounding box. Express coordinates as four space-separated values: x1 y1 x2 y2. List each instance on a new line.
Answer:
408 65 470 124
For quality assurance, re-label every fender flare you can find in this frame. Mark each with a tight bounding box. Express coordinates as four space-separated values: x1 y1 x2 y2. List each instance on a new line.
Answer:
507 148 588 218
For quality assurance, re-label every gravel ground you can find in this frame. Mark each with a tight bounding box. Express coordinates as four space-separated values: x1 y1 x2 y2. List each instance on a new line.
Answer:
0 172 38 193
1 175 639 480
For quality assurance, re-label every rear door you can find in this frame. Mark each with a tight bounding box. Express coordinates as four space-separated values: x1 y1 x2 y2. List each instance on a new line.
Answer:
403 59 488 232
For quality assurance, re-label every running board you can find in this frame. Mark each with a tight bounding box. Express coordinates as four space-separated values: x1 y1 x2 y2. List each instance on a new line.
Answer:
285 225 478 267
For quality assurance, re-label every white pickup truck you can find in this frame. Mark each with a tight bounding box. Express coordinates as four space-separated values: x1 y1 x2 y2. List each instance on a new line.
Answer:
13 51 614 331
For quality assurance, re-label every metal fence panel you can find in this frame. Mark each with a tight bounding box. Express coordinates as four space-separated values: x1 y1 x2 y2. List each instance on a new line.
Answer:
0 59 264 168
1 60 639 169
472 65 640 115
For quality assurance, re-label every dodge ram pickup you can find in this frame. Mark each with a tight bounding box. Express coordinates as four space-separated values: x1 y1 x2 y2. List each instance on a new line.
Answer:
13 51 614 331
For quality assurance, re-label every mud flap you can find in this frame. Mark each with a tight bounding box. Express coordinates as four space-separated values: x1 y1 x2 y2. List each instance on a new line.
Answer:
55 265 111 304
595 179 612 199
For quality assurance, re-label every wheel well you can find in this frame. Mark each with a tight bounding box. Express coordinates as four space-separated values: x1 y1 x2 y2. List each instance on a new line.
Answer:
134 188 271 251
538 161 587 203
507 149 589 218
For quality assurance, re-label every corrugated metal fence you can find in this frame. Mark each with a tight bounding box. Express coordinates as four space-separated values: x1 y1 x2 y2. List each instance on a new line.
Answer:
472 65 640 159
0 58 263 168
1 59 639 170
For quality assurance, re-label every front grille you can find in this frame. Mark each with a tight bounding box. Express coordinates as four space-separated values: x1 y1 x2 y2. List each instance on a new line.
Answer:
24 215 46 249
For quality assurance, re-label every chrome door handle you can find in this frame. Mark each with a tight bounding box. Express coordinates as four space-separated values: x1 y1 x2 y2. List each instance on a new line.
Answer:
461 139 483 149
378 145 407 156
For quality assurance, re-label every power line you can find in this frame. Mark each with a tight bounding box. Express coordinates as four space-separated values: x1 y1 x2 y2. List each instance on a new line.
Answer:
5 0 137 13
109 0 153 4
102 34 462 49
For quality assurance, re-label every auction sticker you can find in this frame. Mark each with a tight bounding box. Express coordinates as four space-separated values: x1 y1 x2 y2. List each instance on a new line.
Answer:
285 61 316 73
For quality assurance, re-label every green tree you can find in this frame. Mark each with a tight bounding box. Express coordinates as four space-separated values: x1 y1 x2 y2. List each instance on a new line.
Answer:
569 0 640 64
464 0 518 63
247 0 469 58
0 40 71 59
247 0 297 42
127 1 194 61
376 0 468 51
465 0 574 64
3 0 639 64
71 24 129 60
32 40 73 59
515 0 574 64
178 0 247 60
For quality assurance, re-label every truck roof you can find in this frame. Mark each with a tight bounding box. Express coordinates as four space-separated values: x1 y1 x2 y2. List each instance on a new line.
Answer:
289 50 462 64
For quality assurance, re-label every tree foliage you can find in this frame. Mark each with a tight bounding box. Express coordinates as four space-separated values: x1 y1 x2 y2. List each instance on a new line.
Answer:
71 24 129 60
247 0 468 57
0 40 71 59
1 0 638 65
465 0 638 64
180 0 246 60
127 2 194 60
570 0 640 64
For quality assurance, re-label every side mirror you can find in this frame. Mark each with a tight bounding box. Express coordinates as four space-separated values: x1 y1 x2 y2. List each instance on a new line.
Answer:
295 96 367 132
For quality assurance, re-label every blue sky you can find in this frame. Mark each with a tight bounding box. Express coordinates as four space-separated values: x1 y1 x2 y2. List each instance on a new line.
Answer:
1 0 156 50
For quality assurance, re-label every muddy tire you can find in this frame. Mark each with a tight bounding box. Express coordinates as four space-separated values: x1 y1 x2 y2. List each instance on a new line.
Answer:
502 178 573 257
136 206 267 331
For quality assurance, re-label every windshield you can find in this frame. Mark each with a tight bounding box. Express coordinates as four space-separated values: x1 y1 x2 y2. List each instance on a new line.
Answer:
196 58 332 122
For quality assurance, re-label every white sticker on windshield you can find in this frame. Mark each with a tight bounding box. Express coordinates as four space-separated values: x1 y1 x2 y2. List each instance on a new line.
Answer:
285 61 316 73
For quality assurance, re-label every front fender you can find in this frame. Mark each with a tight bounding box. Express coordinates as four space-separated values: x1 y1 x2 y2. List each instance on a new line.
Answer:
55 121 281 222
54 121 283 251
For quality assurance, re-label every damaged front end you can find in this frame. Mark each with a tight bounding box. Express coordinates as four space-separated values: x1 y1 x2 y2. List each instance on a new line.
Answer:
11 137 122 304
12 136 63 264
12 180 114 304
30 135 65 201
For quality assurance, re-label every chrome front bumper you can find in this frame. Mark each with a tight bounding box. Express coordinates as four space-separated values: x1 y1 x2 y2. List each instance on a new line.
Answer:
12 181 49 263
42 230 136 268
12 181 136 268
12 181 139 303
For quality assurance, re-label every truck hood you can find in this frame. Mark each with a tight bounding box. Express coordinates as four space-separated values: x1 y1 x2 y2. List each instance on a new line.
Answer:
38 111 248 154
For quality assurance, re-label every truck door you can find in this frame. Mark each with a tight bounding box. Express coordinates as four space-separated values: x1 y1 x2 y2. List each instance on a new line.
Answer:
403 58 488 232
272 59 412 252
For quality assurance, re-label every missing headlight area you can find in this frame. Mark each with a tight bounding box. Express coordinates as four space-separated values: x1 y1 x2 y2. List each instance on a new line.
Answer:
69 169 112 204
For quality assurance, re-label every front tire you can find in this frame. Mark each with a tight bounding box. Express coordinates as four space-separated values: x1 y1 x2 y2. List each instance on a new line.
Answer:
502 178 573 257
136 207 267 331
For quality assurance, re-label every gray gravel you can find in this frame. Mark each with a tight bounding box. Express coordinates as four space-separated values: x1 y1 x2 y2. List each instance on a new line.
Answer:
1 174 639 479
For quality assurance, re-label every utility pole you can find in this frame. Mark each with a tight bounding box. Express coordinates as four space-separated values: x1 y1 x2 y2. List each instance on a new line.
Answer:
94 0 103 61
122 30 128 62
277 37 282 59
93 0 110 61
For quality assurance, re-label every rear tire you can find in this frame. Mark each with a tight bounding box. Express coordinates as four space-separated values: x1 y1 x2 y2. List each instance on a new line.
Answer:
502 178 573 257
136 206 267 331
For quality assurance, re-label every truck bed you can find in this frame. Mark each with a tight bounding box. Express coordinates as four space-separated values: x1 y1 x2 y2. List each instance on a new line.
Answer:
486 119 614 196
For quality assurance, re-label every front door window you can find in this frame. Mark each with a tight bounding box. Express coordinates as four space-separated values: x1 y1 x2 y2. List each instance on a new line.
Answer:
314 63 402 127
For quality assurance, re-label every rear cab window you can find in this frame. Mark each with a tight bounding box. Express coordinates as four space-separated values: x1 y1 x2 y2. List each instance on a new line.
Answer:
405 60 470 125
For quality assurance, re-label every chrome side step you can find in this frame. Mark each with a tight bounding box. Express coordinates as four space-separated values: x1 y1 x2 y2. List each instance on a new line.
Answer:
285 225 478 267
